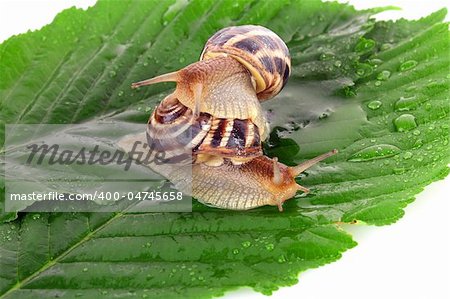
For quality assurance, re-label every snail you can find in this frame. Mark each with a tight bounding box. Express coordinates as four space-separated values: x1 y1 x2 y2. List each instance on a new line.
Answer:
122 25 337 211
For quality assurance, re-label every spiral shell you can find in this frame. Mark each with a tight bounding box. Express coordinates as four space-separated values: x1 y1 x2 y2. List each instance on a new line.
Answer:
147 93 263 166
200 25 291 100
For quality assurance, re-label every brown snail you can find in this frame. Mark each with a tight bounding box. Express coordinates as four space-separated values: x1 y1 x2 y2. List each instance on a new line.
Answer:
124 25 337 211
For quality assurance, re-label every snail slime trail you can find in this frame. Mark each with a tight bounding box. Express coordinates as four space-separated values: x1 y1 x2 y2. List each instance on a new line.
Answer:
125 25 337 211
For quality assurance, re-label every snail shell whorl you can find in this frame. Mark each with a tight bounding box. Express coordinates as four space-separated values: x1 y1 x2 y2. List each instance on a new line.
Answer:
200 25 291 101
147 94 263 163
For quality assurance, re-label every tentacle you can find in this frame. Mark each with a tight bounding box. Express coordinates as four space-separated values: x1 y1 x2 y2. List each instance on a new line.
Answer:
131 71 179 89
272 157 283 185
289 149 338 177
296 184 310 194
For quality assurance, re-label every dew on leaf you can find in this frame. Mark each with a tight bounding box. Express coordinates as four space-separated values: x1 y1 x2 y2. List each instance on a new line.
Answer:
394 114 417 132
412 129 421 136
380 43 393 51
413 138 424 149
232 248 239 255
374 80 382 87
368 58 383 66
334 60 342 67
241 241 251 248
403 152 413 159
319 52 335 61
278 255 287 264
376 70 391 81
367 100 382 110
355 63 373 77
265 243 275 251
348 144 401 162
354 38 375 53
394 96 422 111
399 60 418 71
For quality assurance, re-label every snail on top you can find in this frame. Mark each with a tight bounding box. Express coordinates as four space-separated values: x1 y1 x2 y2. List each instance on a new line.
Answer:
127 25 337 211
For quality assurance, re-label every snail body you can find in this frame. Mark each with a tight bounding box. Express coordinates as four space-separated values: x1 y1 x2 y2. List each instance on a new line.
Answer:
128 25 336 211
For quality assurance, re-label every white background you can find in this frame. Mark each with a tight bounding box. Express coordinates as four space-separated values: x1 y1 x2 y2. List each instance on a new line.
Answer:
0 1 449 299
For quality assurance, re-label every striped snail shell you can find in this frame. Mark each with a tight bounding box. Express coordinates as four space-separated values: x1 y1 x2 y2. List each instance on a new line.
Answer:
200 25 291 101
128 25 336 211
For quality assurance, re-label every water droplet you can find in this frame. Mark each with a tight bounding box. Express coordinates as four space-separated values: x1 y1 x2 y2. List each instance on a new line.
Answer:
232 248 239 255
278 255 287 263
83 267 88 272
412 129 421 136
144 242 152 248
241 241 251 248
143 61 148 66
32 214 41 220
403 151 413 159
367 100 382 110
319 52 334 61
118 91 124 97
374 80 382 87
368 58 383 66
179 56 185 63
376 70 391 81
399 60 418 71
395 96 422 111
380 43 393 51
354 38 375 53
413 138 423 149
334 60 342 67
355 63 373 77
101 290 108 295
348 144 401 162
109 70 117 78
265 243 275 251
394 114 417 132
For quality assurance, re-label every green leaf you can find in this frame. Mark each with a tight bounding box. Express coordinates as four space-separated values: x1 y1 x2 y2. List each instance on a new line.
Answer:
0 0 448 298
